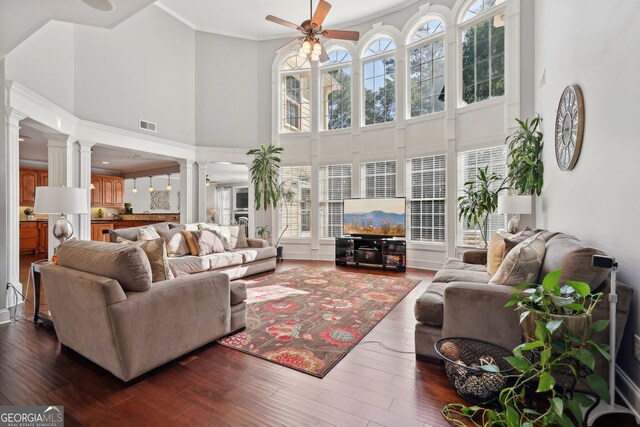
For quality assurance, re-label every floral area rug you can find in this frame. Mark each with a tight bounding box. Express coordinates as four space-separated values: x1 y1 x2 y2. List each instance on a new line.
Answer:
218 268 420 377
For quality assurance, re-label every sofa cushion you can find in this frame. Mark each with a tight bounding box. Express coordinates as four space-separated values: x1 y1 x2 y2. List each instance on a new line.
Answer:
231 246 278 263
489 232 545 286
181 231 199 255
541 233 610 291
56 239 153 292
504 229 537 257
191 230 225 255
442 258 488 273
487 231 509 275
157 226 190 257
235 224 249 249
209 252 245 270
230 281 247 305
433 268 492 284
109 222 169 243
117 237 174 282
168 255 211 275
137 226 161 241
414 282 448 326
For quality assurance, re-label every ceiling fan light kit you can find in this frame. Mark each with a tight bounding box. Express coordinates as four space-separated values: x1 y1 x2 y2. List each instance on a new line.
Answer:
266 0 360 63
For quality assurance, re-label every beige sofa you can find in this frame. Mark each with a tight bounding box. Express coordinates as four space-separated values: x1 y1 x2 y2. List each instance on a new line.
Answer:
41 239 247 381
109 223 277 280
414 230 633 385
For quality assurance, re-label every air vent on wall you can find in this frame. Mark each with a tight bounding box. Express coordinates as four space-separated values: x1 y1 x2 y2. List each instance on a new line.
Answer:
139 119 157 133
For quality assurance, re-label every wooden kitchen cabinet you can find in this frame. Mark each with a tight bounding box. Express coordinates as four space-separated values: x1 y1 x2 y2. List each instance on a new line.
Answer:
20 168 48 206
91 175 125 208
37 222 48 254
37 170 48 187
20 222 38 254
114 179 124 206
91 223 114 241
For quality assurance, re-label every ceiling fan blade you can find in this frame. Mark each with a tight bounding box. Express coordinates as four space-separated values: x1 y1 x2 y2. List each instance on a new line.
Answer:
276 37 304 54
322 29 360 41
311 0 332 28
320 45 330 63
266 15 303 31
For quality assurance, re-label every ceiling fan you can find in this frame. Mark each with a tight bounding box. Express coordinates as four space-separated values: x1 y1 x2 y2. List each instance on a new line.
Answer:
266 0 360 63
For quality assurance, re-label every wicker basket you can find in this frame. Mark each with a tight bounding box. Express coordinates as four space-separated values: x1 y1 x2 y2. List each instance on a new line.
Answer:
435 337 515 404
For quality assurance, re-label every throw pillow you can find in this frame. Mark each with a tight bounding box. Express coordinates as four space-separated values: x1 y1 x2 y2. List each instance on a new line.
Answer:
199 223 231 250
190 230 225 256
235 224 249 249
487 231 511 275
117 237 174 282
503 229 537 257
156 226 190 257
181 230 200 256
489 232 546 286
138 225 161 241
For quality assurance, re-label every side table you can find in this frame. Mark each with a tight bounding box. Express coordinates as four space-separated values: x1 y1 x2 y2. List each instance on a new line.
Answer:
31 260 52 323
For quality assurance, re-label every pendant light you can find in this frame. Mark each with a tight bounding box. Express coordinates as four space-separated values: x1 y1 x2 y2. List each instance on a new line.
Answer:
205 175 211 187
132 178 138 193
148 176 154 192
166 174 172 191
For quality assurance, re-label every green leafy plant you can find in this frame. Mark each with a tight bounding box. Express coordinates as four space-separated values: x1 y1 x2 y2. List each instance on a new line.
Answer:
255 225 272 243
506 116 544 196
442 270 610 427
247 144 284 211
457 166 509 248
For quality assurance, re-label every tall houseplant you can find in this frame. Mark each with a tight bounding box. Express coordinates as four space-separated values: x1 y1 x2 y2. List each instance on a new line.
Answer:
247 144 284 210
458 166 509 248
506 116 544 196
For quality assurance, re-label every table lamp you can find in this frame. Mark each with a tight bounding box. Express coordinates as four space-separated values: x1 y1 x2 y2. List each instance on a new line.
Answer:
497 195 531 233
34 186 89 249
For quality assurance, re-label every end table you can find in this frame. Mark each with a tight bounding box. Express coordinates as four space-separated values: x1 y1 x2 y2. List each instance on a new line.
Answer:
31 260 52 323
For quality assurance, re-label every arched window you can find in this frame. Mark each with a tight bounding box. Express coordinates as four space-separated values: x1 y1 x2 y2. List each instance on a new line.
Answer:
321 48 352 131
362 37 397 125
280 55 311 133
460 0 505 105
407 17 446 118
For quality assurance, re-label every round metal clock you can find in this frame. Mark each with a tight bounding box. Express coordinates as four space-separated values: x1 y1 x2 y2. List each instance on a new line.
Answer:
555 84 584 171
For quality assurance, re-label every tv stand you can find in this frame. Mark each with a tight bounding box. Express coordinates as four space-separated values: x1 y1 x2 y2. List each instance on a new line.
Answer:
335 236 406 272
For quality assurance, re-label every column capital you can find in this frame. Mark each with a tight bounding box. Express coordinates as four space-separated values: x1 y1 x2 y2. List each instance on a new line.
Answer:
178 159 195 169
77 140 96 152
44 133 76 147
7 109 27 127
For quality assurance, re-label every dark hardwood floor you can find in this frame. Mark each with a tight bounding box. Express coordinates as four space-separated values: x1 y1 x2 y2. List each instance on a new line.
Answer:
2 260 636 426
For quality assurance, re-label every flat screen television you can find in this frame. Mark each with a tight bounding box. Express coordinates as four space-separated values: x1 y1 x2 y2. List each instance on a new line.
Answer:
343 198 406 238
235 192 248 209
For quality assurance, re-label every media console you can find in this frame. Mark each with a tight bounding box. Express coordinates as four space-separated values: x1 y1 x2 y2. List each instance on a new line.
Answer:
335 236 406 272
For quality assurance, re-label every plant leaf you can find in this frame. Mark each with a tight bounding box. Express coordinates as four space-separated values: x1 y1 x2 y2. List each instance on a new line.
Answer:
568 348 595 370
542 269 561 292
586 374 611 404
537 371 556 392
519 310 531 324
565 280 591 298
546 319 563 334
551 397 564 417
590 341 612 362
591 319 610 332
480 364 501 373
506 405 520 427
565 398 584 425
540 348 551 365
574 392 596 407
505 356 531 373
535 320 550 341
521 340 544 351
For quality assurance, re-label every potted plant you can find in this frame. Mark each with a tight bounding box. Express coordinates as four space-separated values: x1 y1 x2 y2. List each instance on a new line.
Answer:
458 166 509 248
506 115 544 196
255 225 272 244
441 270 611 427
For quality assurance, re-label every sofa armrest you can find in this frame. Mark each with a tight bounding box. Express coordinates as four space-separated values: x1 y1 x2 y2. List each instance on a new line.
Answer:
442 282 521 352
462 249 487 265
247 238 269 248
108 271 231 381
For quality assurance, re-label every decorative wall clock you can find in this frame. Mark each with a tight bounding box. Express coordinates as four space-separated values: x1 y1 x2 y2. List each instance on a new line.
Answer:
555 84 584 171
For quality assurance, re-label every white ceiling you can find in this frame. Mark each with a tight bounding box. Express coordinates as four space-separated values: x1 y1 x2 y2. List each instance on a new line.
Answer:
155 0 421 40
206 163 248 184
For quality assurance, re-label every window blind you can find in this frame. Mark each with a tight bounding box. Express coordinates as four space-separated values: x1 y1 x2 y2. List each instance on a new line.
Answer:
406 154 446 243
361 160 396 198
319 164 352 238
280 166 312 238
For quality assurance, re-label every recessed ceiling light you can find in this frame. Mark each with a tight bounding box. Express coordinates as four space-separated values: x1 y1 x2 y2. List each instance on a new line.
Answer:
102 161 110 165
81 0 114 12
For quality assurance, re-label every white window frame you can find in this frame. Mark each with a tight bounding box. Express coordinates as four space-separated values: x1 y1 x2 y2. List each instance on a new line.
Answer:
458 0 506 108
456 145 507 247
360 160 397 199
406 17 447 120
319 164 352 238
320 49 353 132
361 36 397 127
279 165 312 239
406 154 447 244
279 56 312 134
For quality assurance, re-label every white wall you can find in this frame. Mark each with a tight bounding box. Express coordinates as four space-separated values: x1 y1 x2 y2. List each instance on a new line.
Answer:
5 21 76 113
195 32 259 148
123 176 181 213
74 6 196 144
534 0 640 412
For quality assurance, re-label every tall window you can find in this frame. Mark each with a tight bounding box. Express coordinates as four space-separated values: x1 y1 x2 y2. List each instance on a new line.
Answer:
361 160 396 198
280 166 312 238
280 56 311 133
363 37 397 125
319 164 352 238
220 187 232 225
457 146 506 246
407 154 446 243
461 0 505 105
407 18 446 118
322 49 352 130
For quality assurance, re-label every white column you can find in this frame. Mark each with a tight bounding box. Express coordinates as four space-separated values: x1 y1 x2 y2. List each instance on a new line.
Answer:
196 161 207 222
179 159 195 223
445 21 459 258
46 134 76 257
1 103 27 321
77 140 95 241
247 169 255 238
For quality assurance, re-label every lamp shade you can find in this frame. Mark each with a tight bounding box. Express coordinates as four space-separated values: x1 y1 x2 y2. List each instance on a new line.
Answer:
34 186 89 214
497 195 532 215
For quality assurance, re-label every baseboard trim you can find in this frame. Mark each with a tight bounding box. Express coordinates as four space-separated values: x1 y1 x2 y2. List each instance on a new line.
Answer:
616 365 640 419
0 309 10 325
